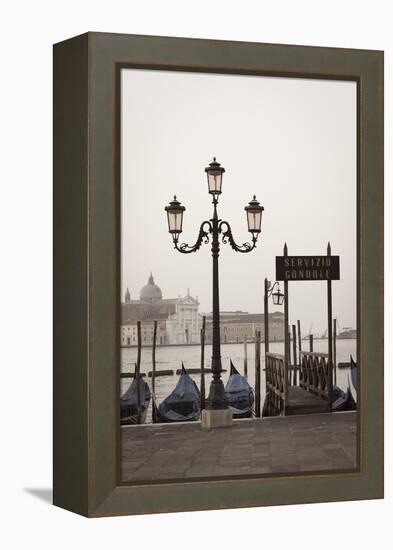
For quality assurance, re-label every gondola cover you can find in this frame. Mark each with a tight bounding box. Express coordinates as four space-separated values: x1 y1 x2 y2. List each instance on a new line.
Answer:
348 355 357 405
157 363 201 422
225 361 254 417
120 376 151 423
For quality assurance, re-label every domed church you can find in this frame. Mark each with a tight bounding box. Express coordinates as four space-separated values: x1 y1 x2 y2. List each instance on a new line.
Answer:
121 274 202 346
139 273 163 302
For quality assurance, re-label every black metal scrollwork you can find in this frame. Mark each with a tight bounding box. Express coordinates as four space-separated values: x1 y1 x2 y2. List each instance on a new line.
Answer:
219 221 258 253
172 221 212 253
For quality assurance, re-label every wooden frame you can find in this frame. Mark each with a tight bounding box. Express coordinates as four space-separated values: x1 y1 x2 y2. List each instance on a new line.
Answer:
53 32 384 517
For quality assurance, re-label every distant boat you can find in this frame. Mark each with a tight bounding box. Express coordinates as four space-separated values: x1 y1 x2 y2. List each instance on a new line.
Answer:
337 328 357 339
337 361 351 369
155 363 201 423
348 355 357 405
225 361 254 418
120 375 151 425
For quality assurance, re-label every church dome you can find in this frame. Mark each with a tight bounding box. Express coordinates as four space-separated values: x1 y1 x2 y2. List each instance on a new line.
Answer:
140 273 162 302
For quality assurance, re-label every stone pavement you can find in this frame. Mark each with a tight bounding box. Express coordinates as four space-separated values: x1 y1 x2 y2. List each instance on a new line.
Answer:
121 412 357 482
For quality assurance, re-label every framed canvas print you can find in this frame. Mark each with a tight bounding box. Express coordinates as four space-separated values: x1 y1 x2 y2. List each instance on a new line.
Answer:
53 32 384 517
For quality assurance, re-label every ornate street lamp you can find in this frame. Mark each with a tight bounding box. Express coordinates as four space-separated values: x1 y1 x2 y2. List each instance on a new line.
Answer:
165 195 185 235
165 158 264 423
271 282 285 306
205 157 225 196
245 195 264 234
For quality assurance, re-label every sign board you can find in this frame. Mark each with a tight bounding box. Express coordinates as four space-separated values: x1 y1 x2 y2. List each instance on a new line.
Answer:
276 255 340 281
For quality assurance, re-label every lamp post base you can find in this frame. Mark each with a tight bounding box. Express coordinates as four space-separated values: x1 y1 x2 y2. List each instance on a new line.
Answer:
201 409 233 429
205 377 228 410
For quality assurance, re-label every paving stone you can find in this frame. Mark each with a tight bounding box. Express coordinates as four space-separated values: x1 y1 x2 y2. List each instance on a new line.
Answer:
121 412 357 481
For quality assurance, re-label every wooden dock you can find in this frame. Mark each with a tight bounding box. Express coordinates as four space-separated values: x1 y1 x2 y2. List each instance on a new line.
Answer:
264 351 338 416
121 412 357 482
286 386 329 415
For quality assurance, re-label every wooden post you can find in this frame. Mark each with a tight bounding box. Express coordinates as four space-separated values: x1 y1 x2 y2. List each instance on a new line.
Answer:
264 278 269 400
283 243 289 413
297 320 302 385
200 316 206 409
243 335 248 378
297 320 302 359
309 333 313 352
292 324 297 386
136 320 142 423
288 330 292 385
327 243 333 410
255 330 261 417
151 320 157 423
264 278 269 353
333 318 337 386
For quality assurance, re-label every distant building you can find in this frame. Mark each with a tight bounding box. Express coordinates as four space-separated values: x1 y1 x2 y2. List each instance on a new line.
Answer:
121 274 202 345
204 311 285 343
120 274 285 346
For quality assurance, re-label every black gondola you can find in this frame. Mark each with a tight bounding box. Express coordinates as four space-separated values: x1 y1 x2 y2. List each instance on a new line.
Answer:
225 361 254 418
332 385 350 411
347 355 357 406
332 355 357 411
155 363 201 423
120 375 151 425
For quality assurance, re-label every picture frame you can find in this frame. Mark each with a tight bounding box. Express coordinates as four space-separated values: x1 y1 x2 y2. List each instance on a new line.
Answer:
53 32 383 517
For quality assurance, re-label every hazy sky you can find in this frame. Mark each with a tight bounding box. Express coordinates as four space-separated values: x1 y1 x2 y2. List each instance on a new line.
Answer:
121 69 356 335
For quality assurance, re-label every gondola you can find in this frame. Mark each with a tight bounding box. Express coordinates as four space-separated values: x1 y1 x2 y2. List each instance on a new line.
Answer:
332 356 357 412
332 385 350 411
120 374 151 425
155 363 201 423
225 361 254 418
347 355 357 406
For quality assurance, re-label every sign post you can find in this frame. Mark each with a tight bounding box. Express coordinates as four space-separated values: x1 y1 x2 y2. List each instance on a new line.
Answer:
326 243 333 410
275 243 340 413
283 243 289 410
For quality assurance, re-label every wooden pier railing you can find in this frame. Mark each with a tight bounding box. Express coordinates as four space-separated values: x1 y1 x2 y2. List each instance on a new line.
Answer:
265 352 286 416
264 350 332 417
299 351 330 401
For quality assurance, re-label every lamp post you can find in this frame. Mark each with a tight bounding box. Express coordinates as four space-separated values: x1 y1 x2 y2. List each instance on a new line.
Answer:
264 280 284 354
165 158 264 420
263 279 285 416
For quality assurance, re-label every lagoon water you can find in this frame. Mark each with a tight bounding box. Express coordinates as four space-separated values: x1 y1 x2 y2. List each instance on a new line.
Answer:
121 338 356 423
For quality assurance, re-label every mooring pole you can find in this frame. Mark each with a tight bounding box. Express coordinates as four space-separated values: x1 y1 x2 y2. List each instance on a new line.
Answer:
283 243 289 413
288 330 292 385
243 335 248 378
151 320 157 423
200 316 206 409
292 324 297 386
136 321 142 424
297 320 302 382
255 329 261 417
327 243 333 410
309 333 313 352
333 318 337 386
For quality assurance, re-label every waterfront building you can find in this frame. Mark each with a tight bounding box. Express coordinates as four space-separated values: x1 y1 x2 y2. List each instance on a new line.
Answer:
120 274 202 345
166 290 202 344
204 311 285 343
120 274 285 346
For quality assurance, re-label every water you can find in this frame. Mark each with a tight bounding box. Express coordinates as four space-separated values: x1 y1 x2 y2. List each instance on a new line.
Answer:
121 339 357 423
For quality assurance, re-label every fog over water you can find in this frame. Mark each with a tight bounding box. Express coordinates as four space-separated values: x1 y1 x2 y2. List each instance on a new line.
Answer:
121 69 357 336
